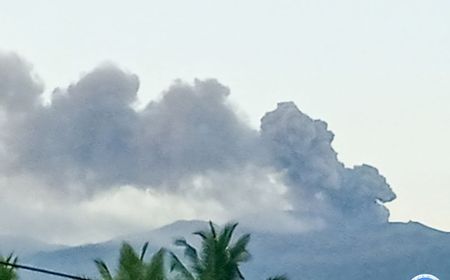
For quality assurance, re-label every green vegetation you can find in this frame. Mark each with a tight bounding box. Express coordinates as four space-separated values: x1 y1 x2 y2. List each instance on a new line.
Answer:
0 254 19 280
169 221 287 280
95 242 166 280
169 221 250 280
0 221 288 280
95 221 288 280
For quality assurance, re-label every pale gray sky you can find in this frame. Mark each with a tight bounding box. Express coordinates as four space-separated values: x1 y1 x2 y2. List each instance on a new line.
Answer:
0 0 449 240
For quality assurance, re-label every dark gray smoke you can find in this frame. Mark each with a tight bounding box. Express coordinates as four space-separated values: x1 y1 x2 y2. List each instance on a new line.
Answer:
261 102 396 226
1 56 258 189
0 52 43 113
0 52 396 228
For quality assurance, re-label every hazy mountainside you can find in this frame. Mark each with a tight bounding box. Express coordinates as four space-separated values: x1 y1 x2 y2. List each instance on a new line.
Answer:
247 222 450 279
0 235 66 256
19 220 209 280
11 220 450 280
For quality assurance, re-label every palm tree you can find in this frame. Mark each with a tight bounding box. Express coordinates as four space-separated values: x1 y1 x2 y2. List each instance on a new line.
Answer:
169 221 252 280
0 254 19 280
170 221 289 280
95 242 166 280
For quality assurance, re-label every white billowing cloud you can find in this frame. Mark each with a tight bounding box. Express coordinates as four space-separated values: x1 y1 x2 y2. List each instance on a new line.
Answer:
0 168 290 245
0 52 396 243
0 176 217 244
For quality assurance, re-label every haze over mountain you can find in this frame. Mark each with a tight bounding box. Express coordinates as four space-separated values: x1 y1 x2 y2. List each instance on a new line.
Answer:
0 235 65 256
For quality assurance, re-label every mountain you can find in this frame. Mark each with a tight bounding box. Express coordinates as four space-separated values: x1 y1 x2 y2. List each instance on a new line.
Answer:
13 220 450 280
19 220 210 280
247 222 450 279
0 234 66 256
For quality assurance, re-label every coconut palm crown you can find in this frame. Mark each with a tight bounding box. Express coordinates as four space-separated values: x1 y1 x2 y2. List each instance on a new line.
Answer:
95 242 166 280
169 221 251 280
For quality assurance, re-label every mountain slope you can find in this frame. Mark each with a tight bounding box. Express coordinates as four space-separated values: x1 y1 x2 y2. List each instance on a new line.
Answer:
0 235 66 256
17 220 450 280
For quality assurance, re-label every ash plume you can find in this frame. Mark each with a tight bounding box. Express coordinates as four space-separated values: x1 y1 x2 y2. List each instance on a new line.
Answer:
0 51 396 234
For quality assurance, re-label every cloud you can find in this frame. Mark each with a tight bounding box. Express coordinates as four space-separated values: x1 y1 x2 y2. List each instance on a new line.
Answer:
0 176 224 245
0 52 397 243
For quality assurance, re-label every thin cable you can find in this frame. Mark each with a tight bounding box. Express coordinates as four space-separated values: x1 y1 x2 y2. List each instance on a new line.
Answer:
0 261 92 280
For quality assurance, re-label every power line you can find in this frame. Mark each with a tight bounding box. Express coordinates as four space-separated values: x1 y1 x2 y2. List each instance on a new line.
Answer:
0 261 92 280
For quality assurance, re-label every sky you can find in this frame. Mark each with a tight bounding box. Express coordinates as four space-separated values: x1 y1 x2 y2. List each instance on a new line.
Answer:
0 0 449 244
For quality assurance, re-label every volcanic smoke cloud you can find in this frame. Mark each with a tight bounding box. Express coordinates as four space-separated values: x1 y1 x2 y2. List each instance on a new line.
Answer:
0 51 396 231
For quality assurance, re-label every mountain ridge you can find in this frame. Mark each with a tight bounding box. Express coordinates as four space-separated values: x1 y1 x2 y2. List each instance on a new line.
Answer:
8 219 450 280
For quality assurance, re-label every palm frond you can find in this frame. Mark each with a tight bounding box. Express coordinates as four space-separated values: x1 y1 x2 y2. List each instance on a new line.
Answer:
94 259 113 280
174 238 199 267
208 221 217 239
145 248 166 280
193 230 208 240
229 234 251 263
218 223 238 249
266 275 289 280
140 242 149 261
169 252 195 280
117 242 143 280
236 267 245 280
